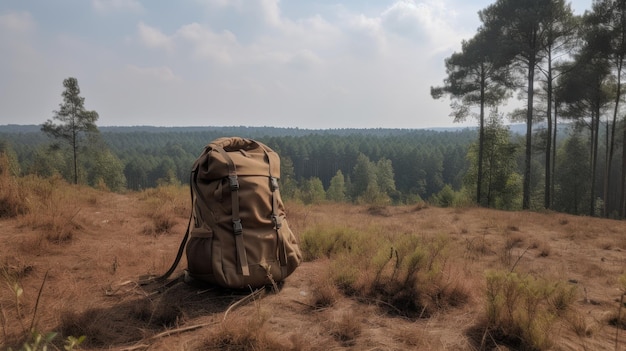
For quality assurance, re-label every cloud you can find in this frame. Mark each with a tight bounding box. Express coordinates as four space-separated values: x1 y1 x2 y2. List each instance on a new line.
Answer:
255 0 282 27
125 65 181 82
341 13 387 58
137 22 174 52
92 0 143 13
0 11 35 32
176 23 239 64
287 49 322 70
381 0 460 53
118 0 467 128
0 0 485 128
199 0 282 27
0 11 41 73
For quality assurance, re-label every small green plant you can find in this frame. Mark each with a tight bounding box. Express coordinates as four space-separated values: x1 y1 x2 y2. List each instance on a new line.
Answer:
6 325 85 351
2 264 85 351
10 330 57 351
1 265 26 334
64 335 86 350
299 226 361 261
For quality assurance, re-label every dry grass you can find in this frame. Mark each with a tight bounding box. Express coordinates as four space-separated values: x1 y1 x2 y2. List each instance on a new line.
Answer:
13 175 103 247
328 311 362 347
473 271 578 350
1 177 626 350
308 273 341 309
193 305 293 351
138 184 189 235
0 153 27 218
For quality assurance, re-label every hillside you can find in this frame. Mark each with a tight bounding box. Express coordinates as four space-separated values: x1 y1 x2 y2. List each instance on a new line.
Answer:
1 182 625 350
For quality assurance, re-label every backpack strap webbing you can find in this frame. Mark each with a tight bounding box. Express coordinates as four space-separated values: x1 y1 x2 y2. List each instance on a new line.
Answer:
215 147 250 277
259 145 288 268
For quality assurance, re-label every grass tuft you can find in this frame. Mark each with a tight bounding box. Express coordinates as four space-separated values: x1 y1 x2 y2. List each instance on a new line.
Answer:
329 312 361 347
303 226 469 318
15 175 88 245
197 313 290 351
477 271 578 350
138 184 189 235
0 152 28 218
300 226 360 261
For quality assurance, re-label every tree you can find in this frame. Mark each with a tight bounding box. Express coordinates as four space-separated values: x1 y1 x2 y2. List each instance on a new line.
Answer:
280 156 298 200
375 158 397 199
42 77 99 184
86 149 127 192
583 0 626 217
350 153 377 200
300 177 325 204
464 112 521 209
124 160 148 191
535 0 578 209
0 141 20 177
326 170 347 202
559 43 613 216
431 184 457 207
480 0 557 209
554 133 590 214
29 145 71 179
431 28 513 206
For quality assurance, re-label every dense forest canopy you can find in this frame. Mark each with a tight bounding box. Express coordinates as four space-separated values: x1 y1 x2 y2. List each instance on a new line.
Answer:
0 124 477 204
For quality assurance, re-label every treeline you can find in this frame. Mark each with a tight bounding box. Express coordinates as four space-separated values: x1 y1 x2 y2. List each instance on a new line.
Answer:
1 120 616 217
0 125 474 204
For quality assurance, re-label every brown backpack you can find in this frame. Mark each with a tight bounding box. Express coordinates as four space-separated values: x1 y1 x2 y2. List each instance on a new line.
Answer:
157 137 302 289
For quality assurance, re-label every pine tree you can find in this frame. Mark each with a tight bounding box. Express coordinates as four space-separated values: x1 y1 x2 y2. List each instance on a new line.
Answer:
42 77 99 184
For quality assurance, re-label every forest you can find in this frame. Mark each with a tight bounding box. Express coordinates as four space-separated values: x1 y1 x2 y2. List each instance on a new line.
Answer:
0 120 594 217
3 0 626 219
0 124 475 204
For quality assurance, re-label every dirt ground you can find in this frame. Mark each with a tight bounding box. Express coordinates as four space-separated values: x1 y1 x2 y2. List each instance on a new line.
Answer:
1 190 626 350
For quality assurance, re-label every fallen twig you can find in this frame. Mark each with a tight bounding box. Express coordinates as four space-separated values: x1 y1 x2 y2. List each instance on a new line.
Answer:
117 321 219 351
223 288 265 321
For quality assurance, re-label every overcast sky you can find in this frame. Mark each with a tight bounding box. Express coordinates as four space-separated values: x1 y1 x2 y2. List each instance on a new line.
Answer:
0 0 590 129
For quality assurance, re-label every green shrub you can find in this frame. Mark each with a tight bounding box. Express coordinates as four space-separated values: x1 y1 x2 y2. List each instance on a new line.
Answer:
483 271 577 350
299 226 362 261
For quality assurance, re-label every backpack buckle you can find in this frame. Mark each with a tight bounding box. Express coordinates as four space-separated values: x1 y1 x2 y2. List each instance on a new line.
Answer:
229 175 239 191
233 219 243 235
271 215 282 229
270 177 279 191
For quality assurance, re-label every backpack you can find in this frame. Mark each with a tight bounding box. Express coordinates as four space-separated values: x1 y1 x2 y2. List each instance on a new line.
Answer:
157 137 302 289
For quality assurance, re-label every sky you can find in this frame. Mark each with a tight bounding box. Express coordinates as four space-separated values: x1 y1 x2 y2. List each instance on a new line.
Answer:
0 0 591 130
